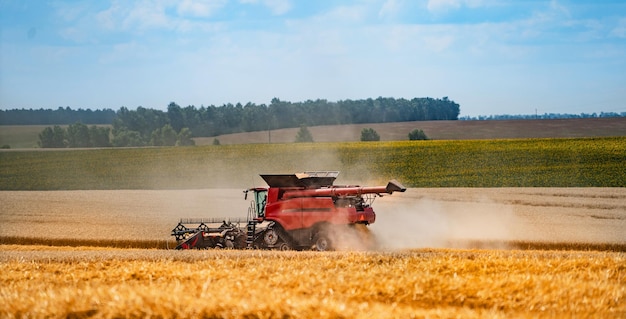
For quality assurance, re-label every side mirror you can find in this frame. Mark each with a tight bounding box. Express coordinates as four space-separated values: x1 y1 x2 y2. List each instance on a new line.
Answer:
243 190 248 200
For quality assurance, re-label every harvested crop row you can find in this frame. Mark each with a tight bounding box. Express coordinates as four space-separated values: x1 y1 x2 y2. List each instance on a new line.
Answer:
1 247 624 318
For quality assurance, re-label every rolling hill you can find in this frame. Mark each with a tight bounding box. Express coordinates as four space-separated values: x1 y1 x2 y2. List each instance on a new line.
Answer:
196 117 626 145
0 118 624 149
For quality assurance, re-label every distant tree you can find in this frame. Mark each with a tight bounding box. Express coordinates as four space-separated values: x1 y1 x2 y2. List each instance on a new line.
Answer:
177 127 195 146
1 145 9 149
408 129 428 140
38 127 54 148
111 129 144 147
150 124 177 146
38 125 66 148
295 125 314 143
150 127 163 146
212 138 221 145
38 127 56 148
114 106 168 143
51 126 67 147
360 128 380 141
161 124 178 146
66 122 91 147
89 126 111 147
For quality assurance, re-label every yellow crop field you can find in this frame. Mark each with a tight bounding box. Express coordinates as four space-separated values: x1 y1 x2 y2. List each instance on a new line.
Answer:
1 246 624 319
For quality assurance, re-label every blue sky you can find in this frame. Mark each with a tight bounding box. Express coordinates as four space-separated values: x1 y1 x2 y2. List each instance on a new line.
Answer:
1 0 625 116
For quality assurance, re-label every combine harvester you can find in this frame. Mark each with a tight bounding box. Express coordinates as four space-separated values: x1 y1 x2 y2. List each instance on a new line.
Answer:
171 171 406 251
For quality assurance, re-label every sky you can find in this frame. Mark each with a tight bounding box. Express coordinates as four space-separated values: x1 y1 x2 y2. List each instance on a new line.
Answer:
1 0 625 117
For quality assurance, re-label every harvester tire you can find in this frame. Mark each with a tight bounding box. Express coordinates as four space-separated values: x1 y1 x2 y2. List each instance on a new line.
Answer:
278 242 291 251
313 232 333 251
264 229 279 246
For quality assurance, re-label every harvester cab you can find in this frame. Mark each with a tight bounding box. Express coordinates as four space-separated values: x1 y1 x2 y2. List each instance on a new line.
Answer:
244 188 268 220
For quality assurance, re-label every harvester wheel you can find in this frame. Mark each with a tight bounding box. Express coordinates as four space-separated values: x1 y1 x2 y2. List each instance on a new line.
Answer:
264 229 279 246
278 242 291 251
313 232 332 251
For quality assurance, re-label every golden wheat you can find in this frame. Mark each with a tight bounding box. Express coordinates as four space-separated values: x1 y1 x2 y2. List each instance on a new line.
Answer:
1 246 624 319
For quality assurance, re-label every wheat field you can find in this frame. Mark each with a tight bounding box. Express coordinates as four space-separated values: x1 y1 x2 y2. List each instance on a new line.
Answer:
1 188 625 318
1 246 624 319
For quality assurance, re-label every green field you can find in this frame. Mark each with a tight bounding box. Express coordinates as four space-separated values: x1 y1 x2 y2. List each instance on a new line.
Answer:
0 125 113 149
1 137 624 190
0 125 51 148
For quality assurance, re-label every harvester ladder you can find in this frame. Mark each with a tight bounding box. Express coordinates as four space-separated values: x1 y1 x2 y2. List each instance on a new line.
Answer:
246 221 256 249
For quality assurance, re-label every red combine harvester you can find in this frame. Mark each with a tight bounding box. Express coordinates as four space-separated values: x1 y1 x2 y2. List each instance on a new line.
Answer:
171 171 406 251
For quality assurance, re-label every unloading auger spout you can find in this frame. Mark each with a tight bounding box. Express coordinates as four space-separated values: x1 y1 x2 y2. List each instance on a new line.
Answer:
282 179 406 199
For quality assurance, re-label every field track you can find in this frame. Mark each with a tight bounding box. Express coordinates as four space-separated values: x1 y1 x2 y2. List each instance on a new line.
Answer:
1 188 624 250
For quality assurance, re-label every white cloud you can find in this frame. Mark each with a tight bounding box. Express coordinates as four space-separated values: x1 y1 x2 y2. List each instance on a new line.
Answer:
239 0 292 15
52 1 91 22
426 0 489 12
610 18 626 38
524 0 571 27
96 0 171 32
427 0 462 12
288 4 368 28
378 0 403 19
424 34 455 53
264 0 292 15
177 0 227 17
58 26 95 44
94 0 228 35
98 41 145 65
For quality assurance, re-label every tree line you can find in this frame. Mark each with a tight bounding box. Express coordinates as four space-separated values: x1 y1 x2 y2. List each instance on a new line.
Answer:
38 122 195 148
107 96 459 147
116 96 460 138
5 96 460 147
39 123 111 148
2 97 459 128
459 112 625 121
0 107 116 125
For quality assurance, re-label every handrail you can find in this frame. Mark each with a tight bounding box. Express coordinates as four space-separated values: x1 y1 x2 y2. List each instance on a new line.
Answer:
177 217 248 225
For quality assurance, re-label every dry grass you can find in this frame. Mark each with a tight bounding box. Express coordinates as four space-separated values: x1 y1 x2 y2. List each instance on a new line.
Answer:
1 246 624 319
2 236 625 253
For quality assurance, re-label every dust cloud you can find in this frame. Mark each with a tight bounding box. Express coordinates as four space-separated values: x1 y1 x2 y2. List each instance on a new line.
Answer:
369 188 626 249
371 190 519 249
